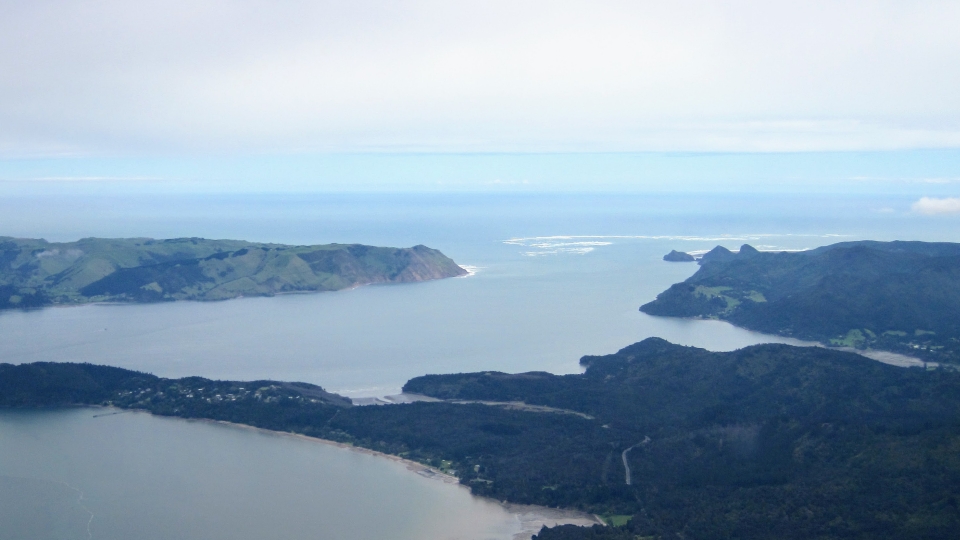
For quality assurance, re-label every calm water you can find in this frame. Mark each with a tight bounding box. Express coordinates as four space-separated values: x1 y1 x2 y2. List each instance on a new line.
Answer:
1 192 957 539
0 408 519 540
0 237 810 397
3 193 953 396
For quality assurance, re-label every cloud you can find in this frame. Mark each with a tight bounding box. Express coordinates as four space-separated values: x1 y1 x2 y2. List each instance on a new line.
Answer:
912 197 960 215
0 175 167 184
851 176 960 184
1 1 960 155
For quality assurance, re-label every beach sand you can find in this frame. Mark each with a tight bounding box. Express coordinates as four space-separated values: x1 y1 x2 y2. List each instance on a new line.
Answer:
503 503 602 539
197 416 603 540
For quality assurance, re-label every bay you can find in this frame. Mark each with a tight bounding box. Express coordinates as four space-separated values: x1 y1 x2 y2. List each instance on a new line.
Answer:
1 192 957 539
0 407 521 540
2 193 948 396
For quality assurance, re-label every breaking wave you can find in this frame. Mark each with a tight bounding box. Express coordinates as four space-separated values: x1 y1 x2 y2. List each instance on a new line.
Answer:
505 234 847 256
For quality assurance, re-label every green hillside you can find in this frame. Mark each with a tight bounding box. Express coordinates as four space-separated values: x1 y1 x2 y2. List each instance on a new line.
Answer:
5 339 960 539
640 241 960 363
406 339 960 539
0 236 466 309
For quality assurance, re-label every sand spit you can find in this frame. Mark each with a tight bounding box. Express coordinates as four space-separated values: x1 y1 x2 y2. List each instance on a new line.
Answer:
503 503 602 539
833 347 938 369
377 393 595 420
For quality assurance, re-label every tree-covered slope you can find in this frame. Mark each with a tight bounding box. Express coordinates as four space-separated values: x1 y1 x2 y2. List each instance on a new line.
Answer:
640 241 960 363
5 338 960 539
407 338 960 539
0 236 466 308
0 362 351 420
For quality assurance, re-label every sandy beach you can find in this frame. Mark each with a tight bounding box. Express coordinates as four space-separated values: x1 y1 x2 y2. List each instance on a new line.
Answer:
188 415 603 539
502 503 602 540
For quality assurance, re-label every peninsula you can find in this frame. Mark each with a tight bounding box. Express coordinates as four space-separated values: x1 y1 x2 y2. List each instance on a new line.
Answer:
0 236 466 309
4 338 959 539
642 240 960 363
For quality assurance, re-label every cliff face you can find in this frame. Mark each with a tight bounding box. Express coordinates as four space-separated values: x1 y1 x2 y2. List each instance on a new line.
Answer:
383 244 469 283
0 237 467 308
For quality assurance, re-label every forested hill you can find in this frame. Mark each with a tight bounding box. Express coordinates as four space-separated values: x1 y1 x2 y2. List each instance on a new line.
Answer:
0 236 466 309
406 339 960 540
5 339 960 539
640 240 960 363
0 362 352 410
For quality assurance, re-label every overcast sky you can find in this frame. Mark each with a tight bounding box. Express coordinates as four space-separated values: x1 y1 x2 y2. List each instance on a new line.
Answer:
2 0 960 157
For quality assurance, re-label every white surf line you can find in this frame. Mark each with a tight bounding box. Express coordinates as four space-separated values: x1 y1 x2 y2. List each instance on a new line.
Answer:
60 481 94 539
621 436 650 486
457 265 481 277
505 233 850 244
505 233 851 256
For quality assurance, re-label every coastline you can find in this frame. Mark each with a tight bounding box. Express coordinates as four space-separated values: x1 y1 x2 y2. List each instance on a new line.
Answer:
661 315 932 369
3 264 471 313
457 265 480 277
176 413 602 539
831 346 937 369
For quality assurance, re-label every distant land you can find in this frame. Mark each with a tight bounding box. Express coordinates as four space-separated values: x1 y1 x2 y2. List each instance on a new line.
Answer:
4 338 959 539
642 241 960 363
0 236 466 309
662 249 695 262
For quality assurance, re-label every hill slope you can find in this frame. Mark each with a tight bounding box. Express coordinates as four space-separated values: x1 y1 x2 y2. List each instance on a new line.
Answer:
0 338 960 540
0 236 466 309
406 338 960 539
640 240 960 363
5 338 958 539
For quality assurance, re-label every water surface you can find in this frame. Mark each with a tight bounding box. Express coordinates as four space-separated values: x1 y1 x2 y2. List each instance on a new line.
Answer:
5 193 945 396
0 408 520 540
2 192 957 539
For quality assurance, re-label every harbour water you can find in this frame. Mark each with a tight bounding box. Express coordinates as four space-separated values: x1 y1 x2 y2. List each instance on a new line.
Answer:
1 192 957 538
0 407 524 540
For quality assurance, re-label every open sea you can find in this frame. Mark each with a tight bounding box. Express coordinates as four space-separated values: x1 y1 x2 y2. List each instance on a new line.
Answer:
1 192 957 539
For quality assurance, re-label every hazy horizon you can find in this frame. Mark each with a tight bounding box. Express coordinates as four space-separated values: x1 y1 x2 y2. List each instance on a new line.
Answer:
7 0 960 156
3 2 957 206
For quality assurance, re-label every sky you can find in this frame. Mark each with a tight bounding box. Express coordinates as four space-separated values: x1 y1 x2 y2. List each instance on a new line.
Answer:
1 1 959 195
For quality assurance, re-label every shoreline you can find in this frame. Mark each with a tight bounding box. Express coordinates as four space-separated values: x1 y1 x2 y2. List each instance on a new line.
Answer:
1 268 471 313
457 265 480 277
134 410 602 539
661 315 933 369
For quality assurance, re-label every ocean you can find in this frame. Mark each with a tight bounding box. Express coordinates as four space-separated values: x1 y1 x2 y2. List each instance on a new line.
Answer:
1 191 956 539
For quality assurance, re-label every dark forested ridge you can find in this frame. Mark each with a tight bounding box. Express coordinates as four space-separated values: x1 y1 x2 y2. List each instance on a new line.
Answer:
408 339 960 539
5 339 960 539
0 362 351 426
641 240 960 363
0 236 466 309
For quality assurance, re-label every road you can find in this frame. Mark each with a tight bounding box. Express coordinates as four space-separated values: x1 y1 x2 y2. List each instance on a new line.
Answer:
621 436 651 485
